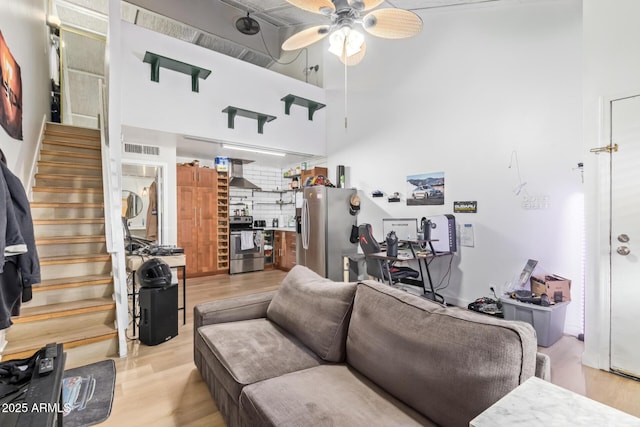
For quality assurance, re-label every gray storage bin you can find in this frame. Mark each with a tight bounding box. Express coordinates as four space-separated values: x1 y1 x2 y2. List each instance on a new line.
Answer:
499 298 570 347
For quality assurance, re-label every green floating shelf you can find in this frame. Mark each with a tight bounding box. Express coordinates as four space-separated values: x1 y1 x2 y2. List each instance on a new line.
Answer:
143 51 211 93
222 106 276 134
281 94 326 121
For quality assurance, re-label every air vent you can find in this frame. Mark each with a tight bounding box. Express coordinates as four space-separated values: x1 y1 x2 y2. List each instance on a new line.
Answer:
124 143 160 156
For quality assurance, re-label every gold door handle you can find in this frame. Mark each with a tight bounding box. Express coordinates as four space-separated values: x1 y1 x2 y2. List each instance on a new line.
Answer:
590 143 618 154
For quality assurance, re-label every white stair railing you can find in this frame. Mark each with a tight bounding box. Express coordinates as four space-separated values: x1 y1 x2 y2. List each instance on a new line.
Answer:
98 78 129 358
26 114 47 199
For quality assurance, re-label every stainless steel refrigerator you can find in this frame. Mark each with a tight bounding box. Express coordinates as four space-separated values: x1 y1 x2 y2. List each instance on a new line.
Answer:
297 187 358 281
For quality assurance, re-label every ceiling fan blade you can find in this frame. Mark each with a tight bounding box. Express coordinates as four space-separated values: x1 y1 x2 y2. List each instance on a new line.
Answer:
286 0 336 14
348 0 384 11
282 25 331 51
362 9 423 39
340 40 367 66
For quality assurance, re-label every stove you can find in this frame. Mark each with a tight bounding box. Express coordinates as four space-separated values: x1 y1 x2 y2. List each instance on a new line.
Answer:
230 215 256 230
229 216 265 274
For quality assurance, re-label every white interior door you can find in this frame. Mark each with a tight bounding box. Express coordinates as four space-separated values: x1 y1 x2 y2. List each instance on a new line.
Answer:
610 94 640 379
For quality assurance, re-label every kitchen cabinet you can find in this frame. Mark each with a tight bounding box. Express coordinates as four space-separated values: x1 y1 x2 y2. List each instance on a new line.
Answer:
274 230 296 271
177 164 227 276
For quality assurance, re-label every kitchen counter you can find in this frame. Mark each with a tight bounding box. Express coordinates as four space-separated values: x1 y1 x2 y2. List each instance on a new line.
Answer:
264 227 297 232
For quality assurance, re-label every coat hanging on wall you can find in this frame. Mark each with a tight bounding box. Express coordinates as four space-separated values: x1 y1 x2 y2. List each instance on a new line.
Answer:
0 151 40 329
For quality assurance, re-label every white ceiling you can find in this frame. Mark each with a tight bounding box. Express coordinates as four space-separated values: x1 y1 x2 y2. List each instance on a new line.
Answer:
52 0 506 166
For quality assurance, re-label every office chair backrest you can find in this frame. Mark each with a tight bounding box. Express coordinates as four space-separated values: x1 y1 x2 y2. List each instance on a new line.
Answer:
358 224 380 255
358 224 385 281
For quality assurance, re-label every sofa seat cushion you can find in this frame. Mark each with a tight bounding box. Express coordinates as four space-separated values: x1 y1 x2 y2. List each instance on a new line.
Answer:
240 365 435 427
267 265 357 362
347 280 538 427
197 318 322 401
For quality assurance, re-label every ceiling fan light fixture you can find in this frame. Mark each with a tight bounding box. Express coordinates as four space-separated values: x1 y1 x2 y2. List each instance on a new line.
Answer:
328 27 364 58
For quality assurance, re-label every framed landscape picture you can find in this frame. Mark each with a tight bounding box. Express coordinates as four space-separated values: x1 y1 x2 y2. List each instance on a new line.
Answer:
407 171 445 206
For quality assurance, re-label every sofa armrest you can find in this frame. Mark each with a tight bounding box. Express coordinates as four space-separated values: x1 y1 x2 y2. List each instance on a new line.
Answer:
194 290 277 331
535 352 551 381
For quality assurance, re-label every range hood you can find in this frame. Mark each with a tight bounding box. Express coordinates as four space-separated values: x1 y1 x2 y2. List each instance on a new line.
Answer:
229 159 261 190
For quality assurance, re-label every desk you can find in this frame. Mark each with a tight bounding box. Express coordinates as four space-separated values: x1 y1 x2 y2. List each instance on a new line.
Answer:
126 255 186 337
404 239 453 304
470 376 640 426
365 240 452 303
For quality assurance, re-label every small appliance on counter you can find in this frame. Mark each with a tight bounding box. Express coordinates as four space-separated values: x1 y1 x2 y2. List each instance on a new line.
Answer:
254 219 266 228
272 218 279 228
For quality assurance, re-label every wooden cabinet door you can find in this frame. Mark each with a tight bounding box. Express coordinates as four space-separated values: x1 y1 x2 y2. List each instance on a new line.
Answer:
177 186 198 274
177 165 196 186
197 187 218 274
284 231 297 270
197 167 217 188
274 231 283 268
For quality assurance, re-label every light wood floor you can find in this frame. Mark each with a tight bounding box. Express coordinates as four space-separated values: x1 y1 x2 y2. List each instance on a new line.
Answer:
72 270 640 425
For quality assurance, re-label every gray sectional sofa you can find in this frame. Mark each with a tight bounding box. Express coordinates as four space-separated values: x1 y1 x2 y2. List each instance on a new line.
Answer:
194 265 550 427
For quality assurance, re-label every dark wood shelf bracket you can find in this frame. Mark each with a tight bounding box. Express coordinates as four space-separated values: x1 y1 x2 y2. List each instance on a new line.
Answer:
222 106 276 134
281 94 326 121
143 51 211 93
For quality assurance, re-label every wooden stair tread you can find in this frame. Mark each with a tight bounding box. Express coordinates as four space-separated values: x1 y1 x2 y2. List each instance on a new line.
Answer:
31 202 104 208
35 173 102 181
32 187 103 194
1 325 117 360
34 274 113 290
44 128 101 141
37 161 102 170
34 218 104 225
40 253 111 265
14 297 115 322
40 149 101 160
42 139 101 151
35 235 106 245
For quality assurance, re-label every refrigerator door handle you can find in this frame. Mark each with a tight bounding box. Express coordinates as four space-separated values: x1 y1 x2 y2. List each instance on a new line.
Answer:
302 198 310 250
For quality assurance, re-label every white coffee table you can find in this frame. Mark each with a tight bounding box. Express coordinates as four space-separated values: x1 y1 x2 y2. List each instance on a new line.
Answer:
470 376 640 426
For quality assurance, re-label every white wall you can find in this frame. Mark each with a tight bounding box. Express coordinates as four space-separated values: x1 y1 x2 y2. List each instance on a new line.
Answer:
269 43 324 88
119 21 326 156
0 0 50 181
582 0 640 368
324 0 584 334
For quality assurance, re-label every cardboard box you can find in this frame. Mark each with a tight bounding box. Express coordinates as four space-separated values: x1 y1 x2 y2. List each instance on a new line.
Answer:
530 274 571 302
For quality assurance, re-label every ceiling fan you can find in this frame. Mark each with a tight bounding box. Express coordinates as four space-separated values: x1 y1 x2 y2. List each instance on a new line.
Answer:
282 0 423 66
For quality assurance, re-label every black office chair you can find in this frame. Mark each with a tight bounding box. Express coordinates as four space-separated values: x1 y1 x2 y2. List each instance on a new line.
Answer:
358 224 420 286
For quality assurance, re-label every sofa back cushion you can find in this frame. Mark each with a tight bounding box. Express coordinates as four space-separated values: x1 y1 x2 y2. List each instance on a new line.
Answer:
267 265 357 362
347 281 537 427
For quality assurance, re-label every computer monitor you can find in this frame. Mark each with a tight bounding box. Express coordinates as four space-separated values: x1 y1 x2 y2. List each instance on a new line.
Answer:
382 218 418 242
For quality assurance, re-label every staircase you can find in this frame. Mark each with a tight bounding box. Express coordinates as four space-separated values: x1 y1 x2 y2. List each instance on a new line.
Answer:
1 122 118 366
